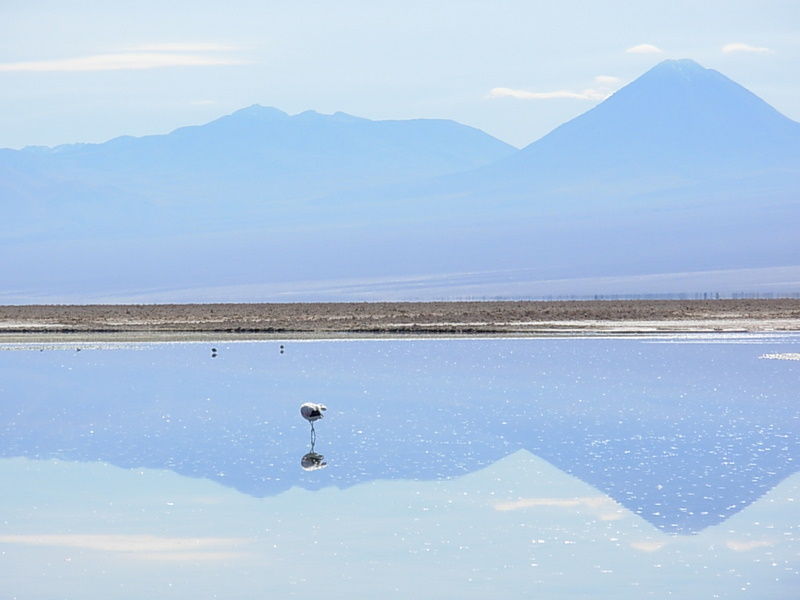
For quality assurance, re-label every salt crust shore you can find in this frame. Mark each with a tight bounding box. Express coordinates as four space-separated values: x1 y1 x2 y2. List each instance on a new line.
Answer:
1 299 800 343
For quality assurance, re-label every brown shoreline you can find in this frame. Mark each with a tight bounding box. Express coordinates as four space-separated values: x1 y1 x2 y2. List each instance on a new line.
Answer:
2 299 800 342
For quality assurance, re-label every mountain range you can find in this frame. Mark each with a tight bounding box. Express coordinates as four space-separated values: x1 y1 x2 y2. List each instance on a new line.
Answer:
1 59 799 302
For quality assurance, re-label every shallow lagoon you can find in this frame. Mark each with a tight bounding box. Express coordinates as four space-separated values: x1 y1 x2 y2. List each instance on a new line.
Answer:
1 334 799 599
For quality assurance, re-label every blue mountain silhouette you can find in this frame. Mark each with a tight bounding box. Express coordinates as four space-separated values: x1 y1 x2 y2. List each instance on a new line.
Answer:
1 59 798 301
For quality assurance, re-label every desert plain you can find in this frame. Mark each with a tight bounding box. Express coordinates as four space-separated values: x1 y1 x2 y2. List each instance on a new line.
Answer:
1 299 800 343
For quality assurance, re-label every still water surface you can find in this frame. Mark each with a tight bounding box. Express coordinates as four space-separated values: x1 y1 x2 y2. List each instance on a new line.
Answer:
1 334 799 598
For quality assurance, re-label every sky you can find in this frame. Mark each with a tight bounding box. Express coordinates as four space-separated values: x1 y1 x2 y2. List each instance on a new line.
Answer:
1 0 799 150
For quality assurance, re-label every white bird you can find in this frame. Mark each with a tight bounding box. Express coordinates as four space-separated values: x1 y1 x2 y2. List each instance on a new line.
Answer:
300 403 326 422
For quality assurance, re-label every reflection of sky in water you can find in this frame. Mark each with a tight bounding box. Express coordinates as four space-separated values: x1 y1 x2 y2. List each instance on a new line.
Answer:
1 335 798 598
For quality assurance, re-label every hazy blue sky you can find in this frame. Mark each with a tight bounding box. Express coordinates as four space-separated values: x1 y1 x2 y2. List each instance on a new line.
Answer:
1 0 798 149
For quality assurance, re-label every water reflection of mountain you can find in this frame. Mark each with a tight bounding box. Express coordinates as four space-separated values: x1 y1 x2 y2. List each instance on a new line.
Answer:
1 337 798 535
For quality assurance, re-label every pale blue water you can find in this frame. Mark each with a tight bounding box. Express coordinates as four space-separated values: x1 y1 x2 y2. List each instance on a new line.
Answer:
1 334 798 598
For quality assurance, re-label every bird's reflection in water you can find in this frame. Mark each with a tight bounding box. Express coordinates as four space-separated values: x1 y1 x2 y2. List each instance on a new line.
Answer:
300 403 327 471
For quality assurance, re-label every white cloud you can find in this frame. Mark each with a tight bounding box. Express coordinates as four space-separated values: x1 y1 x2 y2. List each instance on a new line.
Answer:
122 43 241 52
489 87 609 101
494 495 619 510
494 495 625 522
722 42 773 54
625 44 664 54
0 45 250 72
630 541 667 552
0 534 247 561
489 74 620 102
726 540 773 551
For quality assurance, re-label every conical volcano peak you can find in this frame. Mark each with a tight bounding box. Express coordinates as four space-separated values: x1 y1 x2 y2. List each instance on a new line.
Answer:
650 58 707 75
630 58 729 91
607 57 798 135
614 58 734 98
512 57 800 176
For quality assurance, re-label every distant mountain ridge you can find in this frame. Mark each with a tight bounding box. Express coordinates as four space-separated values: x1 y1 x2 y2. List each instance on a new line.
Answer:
377 59 800 292
19 105 515 187
1 107 515 238
424 59 800 202
1 59 799 302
